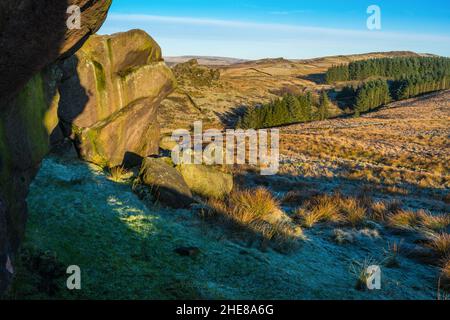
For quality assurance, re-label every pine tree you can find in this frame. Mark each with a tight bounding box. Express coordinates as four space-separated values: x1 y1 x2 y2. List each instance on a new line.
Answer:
317 91 330 120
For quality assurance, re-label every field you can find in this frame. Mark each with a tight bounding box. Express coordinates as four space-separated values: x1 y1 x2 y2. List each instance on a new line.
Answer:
8 79 449 301
279 90 450 207
158 51 425 134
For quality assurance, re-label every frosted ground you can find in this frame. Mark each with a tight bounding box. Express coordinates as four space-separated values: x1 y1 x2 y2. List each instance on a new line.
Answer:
8 155 440 300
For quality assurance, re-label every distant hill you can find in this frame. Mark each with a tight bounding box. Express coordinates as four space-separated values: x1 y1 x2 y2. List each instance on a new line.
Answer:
158 51 433 134
164 56 248 67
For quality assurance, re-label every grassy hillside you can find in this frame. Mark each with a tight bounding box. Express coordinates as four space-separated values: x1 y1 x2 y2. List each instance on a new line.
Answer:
6 90 449 300
158 52 424 134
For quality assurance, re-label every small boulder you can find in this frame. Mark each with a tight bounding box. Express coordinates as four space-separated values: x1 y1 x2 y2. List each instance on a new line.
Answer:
178 164 233 199
137 157 193 208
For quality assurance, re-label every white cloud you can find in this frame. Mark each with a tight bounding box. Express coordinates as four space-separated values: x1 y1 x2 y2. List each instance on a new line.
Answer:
107 13 450 42
100 13 450 59
269 10 311 15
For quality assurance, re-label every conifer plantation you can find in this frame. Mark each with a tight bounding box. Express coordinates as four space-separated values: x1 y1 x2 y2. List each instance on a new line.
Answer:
326 56 450 83
354 80 391 114
239 56 450 129
238 92 319 129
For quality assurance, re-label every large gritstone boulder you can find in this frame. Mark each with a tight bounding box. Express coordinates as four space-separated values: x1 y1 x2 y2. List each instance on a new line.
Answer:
58 30 176 167
0 0 112 294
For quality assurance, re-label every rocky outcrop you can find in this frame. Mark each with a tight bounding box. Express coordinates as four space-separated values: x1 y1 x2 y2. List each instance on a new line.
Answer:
0 0 112 294
137 157 194 209
58 30 176 167
178 164 233 199
0 0 112 102
172 59 220 87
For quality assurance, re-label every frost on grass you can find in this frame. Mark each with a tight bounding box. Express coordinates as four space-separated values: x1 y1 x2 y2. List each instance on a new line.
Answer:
6 156 443 300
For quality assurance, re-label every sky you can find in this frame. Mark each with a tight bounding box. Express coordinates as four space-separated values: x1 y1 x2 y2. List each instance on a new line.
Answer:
99 0 450 59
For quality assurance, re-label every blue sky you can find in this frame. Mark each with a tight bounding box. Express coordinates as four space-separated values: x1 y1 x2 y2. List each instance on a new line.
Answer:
99 0 450 59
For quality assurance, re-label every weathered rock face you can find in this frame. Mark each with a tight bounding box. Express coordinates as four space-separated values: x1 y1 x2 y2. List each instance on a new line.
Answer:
58 30 176 167
0 0 112 294
137 157 194 209
0 0 112 102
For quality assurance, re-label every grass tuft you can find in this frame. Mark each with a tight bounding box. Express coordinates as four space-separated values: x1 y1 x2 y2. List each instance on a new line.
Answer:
229 187 282 225
418 211 450 232
429 233 450 257
108 166 130 183
206 187 303 246
370 201 389 222
349 257 380 291
295 194 340 228
387 210 422 231
339 197 367 227
383 240 402 268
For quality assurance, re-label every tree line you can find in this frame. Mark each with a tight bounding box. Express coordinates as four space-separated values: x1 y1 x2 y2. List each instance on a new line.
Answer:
391 74 450 100
238 56 450 129
237 91 331 129
337 73 450 115
326 56 450 84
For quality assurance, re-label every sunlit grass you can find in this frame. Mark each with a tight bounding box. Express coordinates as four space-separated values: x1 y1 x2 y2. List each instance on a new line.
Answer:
387 210 422 231
108 166 130 183
206 187 303 244
339 197 367 227
229 187 282 225
418 211 450 232
429 233 450 257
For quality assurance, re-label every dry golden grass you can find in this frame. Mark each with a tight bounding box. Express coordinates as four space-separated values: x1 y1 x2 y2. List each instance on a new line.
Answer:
429 233 450 257
418 211 450 232
206 187 303 242
279 91 450 190
228 187 282 225
295 193 371 228
387 210 422 230
108 166 130 183
370 201 389 222
339 197 367 227
295 208 328 228
310 195 342 222
387 209 449 233
296 194 341 228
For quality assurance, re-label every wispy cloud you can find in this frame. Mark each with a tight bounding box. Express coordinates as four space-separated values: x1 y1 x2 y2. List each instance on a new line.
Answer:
269 10 311 15
107 13 450 42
